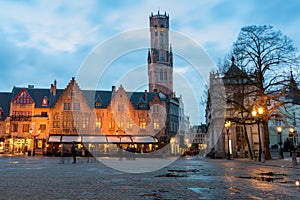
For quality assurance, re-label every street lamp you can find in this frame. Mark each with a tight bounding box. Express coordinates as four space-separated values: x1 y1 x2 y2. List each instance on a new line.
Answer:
224 120 231 160
252 107 264 162
277 126 283 159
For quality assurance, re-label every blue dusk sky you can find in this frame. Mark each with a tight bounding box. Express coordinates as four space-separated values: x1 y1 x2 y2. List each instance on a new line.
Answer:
0 0 300 125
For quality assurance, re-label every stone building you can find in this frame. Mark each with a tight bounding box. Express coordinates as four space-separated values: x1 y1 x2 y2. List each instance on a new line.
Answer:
0 11 184 155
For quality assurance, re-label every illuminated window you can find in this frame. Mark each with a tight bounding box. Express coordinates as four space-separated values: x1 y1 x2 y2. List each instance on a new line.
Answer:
109 118 115 130
40 124 46 132
53 113 60 128
127 118 133 129
62 113 72 128
96 116 102 129
23 124 30 132
12 124 18 132
139 118 146 129
42 97 48 106
73 113 80 128
82 115 89 129
95 102 102 108
154 118 160 129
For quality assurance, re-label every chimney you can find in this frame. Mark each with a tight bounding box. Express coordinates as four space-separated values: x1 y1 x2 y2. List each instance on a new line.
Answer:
53 80 57 96
144 90 148 101
112 86 116 92
50 84 53 94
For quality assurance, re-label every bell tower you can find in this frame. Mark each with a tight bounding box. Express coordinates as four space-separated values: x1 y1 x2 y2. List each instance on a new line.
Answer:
148 11 173 95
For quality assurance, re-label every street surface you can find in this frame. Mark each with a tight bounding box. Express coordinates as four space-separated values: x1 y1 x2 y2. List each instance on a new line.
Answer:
0 152 300 200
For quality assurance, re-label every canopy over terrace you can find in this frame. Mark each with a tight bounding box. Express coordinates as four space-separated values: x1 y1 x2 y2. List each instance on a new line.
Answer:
47 134 158 144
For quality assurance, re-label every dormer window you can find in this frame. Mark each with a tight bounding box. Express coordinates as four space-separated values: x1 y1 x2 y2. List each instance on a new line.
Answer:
42 96 49 106
95 102 102 108
138 103 146 109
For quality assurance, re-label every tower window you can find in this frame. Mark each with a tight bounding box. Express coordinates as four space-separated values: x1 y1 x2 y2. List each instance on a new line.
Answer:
160 25 164 32
164 70 167 80
160 70 163 80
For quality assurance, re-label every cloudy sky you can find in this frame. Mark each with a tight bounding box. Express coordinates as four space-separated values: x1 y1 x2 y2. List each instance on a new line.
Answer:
1 0 300 125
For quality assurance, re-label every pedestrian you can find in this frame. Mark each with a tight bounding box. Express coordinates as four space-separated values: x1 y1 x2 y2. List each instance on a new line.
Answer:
71 142 77 164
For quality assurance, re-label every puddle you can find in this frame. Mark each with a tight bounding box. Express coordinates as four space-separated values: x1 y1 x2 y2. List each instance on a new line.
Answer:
156 173 188 177
237 172 287 183
168 169 199 173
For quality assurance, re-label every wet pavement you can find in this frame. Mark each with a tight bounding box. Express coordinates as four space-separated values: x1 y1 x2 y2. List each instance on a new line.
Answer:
0 152 300 200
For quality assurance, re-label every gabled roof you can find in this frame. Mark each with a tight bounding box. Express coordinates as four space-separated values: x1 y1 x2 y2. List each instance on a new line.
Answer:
82 90 113 108
11 87 63 108
224 57 247 79
0 92 12 120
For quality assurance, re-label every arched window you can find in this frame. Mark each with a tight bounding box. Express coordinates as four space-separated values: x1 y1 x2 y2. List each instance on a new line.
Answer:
164 70 167 81
42 96 49 106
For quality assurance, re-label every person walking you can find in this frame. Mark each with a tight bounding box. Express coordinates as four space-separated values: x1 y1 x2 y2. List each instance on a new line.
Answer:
71 142 77 164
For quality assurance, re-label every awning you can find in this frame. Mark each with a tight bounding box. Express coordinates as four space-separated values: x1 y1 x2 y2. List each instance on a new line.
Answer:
48 135 61 143
61 135 81 143
82 136 107 143
131 136 158 144
47 135 158 144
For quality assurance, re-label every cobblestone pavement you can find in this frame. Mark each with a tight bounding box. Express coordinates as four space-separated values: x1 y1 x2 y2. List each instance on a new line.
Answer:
0 153 300 200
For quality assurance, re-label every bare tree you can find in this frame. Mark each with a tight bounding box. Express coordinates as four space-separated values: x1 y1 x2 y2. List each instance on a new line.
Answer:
231 25 300 159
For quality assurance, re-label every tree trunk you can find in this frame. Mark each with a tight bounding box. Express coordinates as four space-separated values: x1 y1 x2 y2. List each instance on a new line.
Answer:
262 120 272 160
242 123 253 159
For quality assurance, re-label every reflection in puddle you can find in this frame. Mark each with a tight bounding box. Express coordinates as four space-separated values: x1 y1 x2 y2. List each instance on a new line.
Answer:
238 172 287 183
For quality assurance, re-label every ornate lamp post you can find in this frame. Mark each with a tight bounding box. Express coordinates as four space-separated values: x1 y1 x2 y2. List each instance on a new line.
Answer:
252 107 264 162
224 121 231 160
277 126 283 159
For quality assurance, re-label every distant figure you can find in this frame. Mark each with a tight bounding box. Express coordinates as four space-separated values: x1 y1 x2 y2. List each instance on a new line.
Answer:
71 142 77 164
